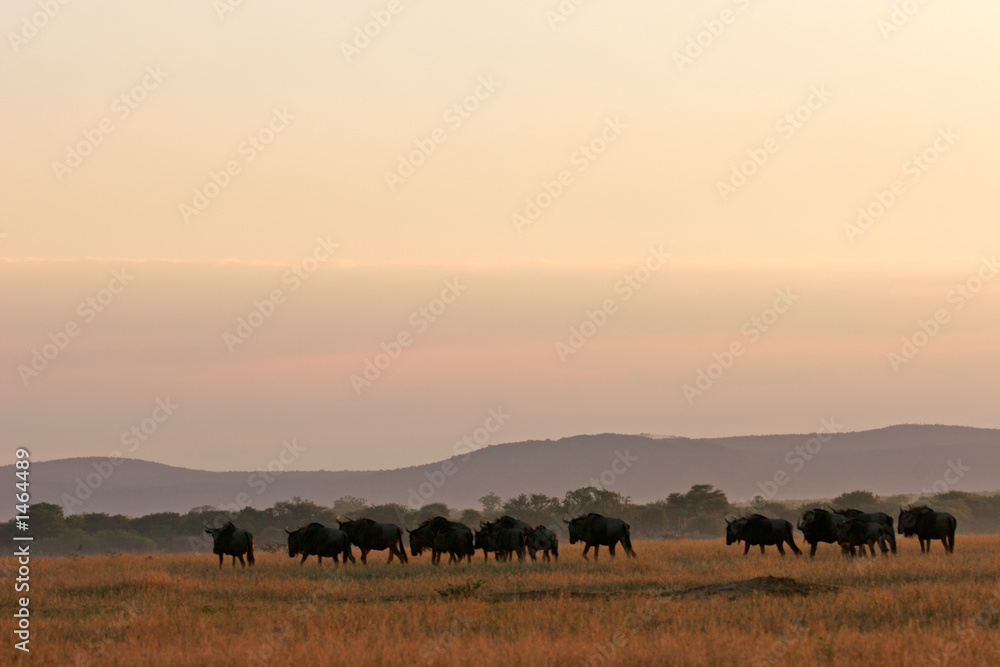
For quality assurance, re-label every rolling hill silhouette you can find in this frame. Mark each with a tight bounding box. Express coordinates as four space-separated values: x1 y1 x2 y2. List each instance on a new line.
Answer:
5 424 997 518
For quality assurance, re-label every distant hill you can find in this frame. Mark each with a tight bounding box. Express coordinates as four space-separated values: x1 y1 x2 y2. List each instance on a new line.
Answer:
5 424 998 518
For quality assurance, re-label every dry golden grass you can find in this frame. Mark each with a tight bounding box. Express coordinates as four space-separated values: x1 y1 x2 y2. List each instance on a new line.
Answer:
3 535 999 666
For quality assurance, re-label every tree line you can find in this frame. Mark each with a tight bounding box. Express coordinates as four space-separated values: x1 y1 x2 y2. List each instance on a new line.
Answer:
5 485 1000 556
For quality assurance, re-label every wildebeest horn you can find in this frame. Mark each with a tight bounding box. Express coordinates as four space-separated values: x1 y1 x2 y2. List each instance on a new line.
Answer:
562 517 569 523
284 526 291 534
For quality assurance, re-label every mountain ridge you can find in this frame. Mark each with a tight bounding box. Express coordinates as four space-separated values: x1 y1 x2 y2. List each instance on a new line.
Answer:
6 424 998 519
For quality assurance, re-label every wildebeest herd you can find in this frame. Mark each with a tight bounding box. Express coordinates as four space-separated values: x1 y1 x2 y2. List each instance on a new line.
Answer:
726 505 957 558
203 505 957 569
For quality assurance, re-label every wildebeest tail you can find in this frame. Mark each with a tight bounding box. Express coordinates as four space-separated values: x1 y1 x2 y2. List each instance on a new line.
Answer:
621 523 637 557
246 535 255 566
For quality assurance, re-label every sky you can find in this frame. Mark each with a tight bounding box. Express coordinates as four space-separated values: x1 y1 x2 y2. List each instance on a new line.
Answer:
2 1 999 473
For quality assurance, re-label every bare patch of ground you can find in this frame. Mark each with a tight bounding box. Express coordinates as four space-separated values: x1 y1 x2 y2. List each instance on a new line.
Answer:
671 575 839 600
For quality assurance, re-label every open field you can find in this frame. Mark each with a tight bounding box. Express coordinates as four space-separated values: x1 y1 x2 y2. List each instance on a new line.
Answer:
3 536 1000 666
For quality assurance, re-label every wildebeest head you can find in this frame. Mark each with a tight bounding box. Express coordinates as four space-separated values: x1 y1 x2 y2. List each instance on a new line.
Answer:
563 515 587 544
897 505 928 536
473 528 491 550
724 517 745 545
285 524 317 558
204 521 235 541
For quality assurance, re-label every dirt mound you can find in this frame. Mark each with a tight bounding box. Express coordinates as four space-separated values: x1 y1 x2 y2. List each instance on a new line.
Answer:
672 576 838 600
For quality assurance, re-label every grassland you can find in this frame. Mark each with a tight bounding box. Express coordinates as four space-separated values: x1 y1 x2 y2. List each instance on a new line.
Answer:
3 536 999 666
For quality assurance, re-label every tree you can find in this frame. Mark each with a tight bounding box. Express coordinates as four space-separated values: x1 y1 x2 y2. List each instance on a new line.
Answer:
332 496 368 516
832 490 879 511
29 502 67 538
479 492 502 517
563 487 629 516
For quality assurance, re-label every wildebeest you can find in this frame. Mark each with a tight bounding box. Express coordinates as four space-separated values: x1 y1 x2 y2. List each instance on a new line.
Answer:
835 517 891 557
563 513 636 560
526 525 559 563
725 514 801 557
473 527 493 562
797 509 848 557
898 505 957 553
831 507 896 554
490 527 528 562
204 522 255 568
336 517 408 564
475 516 532 563
433 528 475 564
408 517 473 564
285 522 355 566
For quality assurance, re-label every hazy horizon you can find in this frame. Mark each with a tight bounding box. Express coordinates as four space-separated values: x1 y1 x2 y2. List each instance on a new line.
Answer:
3 1 998 473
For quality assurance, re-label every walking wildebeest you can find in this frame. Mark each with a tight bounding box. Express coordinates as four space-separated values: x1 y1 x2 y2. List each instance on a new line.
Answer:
476 516 532 562
526 525 559 563
336 517 408 564
205 522 255 568
433 527 476 564
489 527 528 562
285 523 355 566
726 514 801 556
898 505 957 553
830 507 896 554
835 517 891 557
797 509 849 557
563 513 636 560
408 517 473 564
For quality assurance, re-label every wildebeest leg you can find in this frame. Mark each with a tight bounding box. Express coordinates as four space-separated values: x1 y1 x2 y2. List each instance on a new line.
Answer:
809 541 818 558
776 543 786 556
593 545 599 561
758 544 765 555
609 543 617 558
940 537 949 553
581 545 590 560
361 549 369 564
743 542 751 556
236 554 246 568
218 554 224 569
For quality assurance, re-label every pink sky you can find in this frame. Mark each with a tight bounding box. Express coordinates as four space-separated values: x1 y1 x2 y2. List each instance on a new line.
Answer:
2 1 998 471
